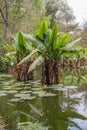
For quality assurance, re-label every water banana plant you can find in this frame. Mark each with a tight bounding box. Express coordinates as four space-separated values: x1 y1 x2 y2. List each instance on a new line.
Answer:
18 21 83 84
4 31 33 81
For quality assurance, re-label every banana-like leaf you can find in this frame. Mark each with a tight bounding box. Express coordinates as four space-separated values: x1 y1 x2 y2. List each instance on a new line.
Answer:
57 34 71 48
20 32 33 48
28 55 44 73
3 43 14 52
26 35 45 50
59 48 84 57
16 31 27 52
49 24 58 50
18 31 26 48
17 49 39 66
36 20 48 40
43 31 50 47
66 38 81 48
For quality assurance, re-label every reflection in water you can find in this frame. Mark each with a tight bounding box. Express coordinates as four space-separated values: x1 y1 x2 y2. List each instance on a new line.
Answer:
40 90 87 130
0 68 87 130
41 94 70 130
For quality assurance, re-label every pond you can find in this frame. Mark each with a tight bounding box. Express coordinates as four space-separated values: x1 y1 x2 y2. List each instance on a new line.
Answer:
0 67 87 130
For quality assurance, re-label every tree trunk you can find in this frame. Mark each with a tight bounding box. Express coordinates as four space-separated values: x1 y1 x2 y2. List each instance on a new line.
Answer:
5 21 10 43
5 0 10 43
0 0 10 43
9 62 34 81
41 60 59 85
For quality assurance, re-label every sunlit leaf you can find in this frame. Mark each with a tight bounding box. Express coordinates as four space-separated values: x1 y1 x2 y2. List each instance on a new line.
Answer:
17 49 38 66
28 56 44 73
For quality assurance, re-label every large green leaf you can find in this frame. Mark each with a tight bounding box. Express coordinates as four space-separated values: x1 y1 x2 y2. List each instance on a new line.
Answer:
36 20 48 40
60 48 83 55
57 34 71 48
3 43 14 52
17 49 38 66
43 30 51 47
16 31 26 51
28 55 44 73
27 35 45 50
49 24 58 50
66 38 81 48
20 32 33 50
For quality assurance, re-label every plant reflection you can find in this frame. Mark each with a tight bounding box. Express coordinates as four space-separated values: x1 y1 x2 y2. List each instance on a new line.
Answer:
41 90 87 130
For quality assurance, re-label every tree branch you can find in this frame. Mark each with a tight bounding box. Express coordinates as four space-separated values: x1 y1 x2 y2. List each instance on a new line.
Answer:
0 8 6 23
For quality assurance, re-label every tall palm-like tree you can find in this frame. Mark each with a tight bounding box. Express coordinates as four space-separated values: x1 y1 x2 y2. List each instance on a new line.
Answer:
18 21 83 84
4 31 33 81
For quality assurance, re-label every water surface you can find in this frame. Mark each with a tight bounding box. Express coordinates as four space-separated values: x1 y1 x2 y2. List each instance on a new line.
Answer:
0 68 87 130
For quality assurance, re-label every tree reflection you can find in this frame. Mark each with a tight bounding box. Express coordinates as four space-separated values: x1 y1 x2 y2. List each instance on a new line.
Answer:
41 91 87 130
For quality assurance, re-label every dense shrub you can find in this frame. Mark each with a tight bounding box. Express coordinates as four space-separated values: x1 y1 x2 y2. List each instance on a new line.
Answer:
0 57 9 73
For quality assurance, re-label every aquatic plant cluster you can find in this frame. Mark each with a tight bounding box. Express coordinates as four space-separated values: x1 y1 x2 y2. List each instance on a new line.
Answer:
0 74 87 130
3 21 85 85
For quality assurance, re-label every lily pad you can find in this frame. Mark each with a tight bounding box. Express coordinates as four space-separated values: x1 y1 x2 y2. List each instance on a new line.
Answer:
0 93 7 97
32 91 46 95
14 87 23 90
14 93 36 100
10 96 36 102
23 83 31 86
38 92 56 97
6 90 18 94
65 86 77 89
31 87 42 91
14 93 30 98
54 87 67 91
20 96 36 100
3 86 14 90
20 91 31 94
10 98 21 102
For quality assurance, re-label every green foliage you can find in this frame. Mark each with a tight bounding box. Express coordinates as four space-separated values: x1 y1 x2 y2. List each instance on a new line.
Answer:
0 74 87 129
36 20 48 40
28 55 44 73
57 34 71 48
4 31 33 66
3 44 14 53
49 24 58 51
18 49 38 66
15 31 31 61
0 56 9 73
18 21 83 72
17 31 27 51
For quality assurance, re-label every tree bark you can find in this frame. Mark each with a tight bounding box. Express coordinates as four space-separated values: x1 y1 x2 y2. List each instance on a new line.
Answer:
41 60 59 85
15 62 33 81
5 0 10 43
0 0 10 43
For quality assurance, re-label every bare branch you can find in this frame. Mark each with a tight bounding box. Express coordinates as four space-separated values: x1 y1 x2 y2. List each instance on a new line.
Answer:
0 8 6 23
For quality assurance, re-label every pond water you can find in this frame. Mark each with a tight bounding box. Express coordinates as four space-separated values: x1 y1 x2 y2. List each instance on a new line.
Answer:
0 67 87 130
